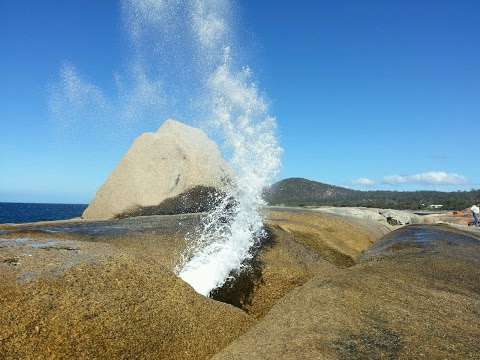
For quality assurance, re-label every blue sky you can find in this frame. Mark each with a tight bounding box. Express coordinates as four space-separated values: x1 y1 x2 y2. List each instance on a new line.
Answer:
2 0 480 203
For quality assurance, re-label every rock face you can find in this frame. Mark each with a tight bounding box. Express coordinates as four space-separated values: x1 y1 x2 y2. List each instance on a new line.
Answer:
0 214 253 360
0 252 253 360
215 209 389 319
213 224 480 360
378 209 422 225
314 206 423 228
2 209 479 359
0 209 387 360
82 119 231 220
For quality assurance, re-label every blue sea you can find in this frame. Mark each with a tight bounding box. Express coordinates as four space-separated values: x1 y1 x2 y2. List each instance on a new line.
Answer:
0 202 88 224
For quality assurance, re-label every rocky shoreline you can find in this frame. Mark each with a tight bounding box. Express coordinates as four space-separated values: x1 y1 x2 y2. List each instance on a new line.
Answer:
1 207 479 359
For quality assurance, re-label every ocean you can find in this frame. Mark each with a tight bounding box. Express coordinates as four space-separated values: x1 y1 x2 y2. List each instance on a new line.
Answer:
0 202 88 224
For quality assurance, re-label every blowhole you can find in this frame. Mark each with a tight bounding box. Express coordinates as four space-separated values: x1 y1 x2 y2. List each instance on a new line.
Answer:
209 226 276 311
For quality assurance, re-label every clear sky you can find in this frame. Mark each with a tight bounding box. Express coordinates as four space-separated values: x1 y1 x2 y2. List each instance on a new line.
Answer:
2 0 480 203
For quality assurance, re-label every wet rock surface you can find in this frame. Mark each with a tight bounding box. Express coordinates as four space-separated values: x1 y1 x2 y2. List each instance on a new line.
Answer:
0 237 118 283
0 214 203 280
362 224 480 261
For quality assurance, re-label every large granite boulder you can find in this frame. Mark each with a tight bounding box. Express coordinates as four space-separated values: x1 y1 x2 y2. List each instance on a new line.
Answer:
82 119 231 220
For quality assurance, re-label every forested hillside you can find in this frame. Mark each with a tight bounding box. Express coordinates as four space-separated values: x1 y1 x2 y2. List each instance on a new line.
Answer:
265 178 479 210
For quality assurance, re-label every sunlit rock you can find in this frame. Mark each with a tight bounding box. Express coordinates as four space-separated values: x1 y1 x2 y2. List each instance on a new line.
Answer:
82 119 232 220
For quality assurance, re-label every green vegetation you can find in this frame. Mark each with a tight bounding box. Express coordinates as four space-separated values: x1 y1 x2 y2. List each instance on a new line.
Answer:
265 178 480 211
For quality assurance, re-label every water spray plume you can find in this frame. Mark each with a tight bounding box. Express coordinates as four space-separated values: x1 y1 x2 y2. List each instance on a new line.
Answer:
51 0 282 296
124 0 282 296
178 14 282 295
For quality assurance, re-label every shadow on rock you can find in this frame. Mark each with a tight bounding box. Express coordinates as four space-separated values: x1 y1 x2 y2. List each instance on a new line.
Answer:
209 227 276 311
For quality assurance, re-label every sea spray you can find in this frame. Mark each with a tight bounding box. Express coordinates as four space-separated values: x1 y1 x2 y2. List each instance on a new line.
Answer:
122 0 283 296
51 0 282 296
178 50 282 295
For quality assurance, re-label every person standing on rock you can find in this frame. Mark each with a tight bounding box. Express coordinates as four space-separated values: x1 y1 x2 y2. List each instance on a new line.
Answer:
470 204 480 226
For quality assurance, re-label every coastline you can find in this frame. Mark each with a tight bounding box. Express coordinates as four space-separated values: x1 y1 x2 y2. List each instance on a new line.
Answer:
1 206 479 358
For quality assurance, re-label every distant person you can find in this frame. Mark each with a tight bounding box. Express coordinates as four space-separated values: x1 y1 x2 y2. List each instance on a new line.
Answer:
471 204 480 227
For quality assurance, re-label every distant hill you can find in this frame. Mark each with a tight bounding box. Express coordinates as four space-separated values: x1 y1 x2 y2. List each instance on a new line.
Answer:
264 178 355 204
264 178 480 210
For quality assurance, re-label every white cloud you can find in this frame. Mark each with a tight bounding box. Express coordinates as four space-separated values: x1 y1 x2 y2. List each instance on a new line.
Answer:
353 178 376 186
383 171 467 185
